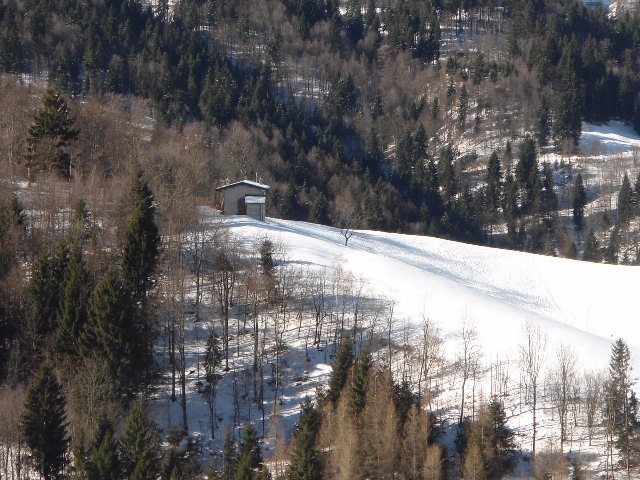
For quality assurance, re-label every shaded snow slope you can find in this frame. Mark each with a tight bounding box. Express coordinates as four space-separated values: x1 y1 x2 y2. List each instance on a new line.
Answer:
581 121 640 154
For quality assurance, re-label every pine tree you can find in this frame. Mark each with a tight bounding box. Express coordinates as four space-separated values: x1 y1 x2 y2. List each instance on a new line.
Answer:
57 242 92 357
536 96 551 148
583 229 600 262
485 151 502 220
516 136 540 214
119 402 160 480
121 167 160 304
80 266 134 392
25 89 79 179
29 244 69 337
234 424 266 480
458 83 469 128
480 398 515 477
220 433 237 480
540 162 558 222
572 173 587 229
87 420 119 480
326 335 354 403
351 348 371 415
503 167 519 221
120 167 159 383
604 339 639 473
286 399 322 480
21 365 70 480
439 145 457 203
617 173 633 227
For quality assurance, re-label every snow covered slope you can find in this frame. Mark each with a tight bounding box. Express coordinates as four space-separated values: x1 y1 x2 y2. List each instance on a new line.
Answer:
228 214 640 378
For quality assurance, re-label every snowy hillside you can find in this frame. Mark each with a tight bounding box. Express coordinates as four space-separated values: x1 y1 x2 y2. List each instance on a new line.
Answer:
229 215 640 375
153 206 640 476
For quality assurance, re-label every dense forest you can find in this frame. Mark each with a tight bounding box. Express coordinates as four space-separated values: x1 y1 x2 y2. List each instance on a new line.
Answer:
0 0 639 477
0 0 640 254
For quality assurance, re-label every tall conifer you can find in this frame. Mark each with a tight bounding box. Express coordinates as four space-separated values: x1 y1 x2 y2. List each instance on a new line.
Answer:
21 365 70 480
286 399 322 480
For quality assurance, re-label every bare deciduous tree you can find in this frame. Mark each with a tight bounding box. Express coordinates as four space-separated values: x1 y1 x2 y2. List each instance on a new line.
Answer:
519 320 547 457
547 344 577 451
584 371 604 446
458 316 481 424
417 315 444 410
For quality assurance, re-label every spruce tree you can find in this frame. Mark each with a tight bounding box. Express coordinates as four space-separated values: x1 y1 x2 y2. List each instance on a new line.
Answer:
351 348 371 415
540 162 558 222
572 173 587 229
119 402 160 480
234 424 265 480
485 151 502 221
120 167 159 383
121 167 160 304
536 96 551 148
326 335 354 404
439 145 457 203
25 89 79 179
583 229 600 262
87 420 119 480
57 243 92 357
516 136 540 213
604 338 637 472
29 244 68 336
21 365 70 480
617 173 633 227
286 399 322 480
80 266 133 392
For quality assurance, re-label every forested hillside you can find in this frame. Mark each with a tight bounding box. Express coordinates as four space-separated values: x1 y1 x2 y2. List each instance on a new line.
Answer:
1 0 640 254
1 0 640 478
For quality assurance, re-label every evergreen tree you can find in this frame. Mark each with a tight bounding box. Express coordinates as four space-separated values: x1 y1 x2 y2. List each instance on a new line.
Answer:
344 0 364 46
121 167 160 304
516 136 541 213
234 423 266 480
503 167 519 221
25 89 79 179
617 173 633 227
221 433 237 480
351 348 371 415
554 51 582 147
604 225 620 264
604 339 639 473
80 266 134 393
87 420 119 480
120 167 159 383
582 229 600 262
540 162 558 222
286 399 322 480
21 365 70 480
438 145 457 203
482 398 515 476
326 335 354 403
536 95 552 148
119 402 160 480
56 242 92 357
572 173 587 229
29 243 69 337
458 83 469 128
485 151 502 219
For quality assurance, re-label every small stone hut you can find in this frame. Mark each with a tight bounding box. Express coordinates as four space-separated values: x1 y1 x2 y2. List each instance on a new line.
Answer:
216 180 270 221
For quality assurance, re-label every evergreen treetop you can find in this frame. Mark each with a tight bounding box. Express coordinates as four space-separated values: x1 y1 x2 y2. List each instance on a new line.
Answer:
25 89 79 179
